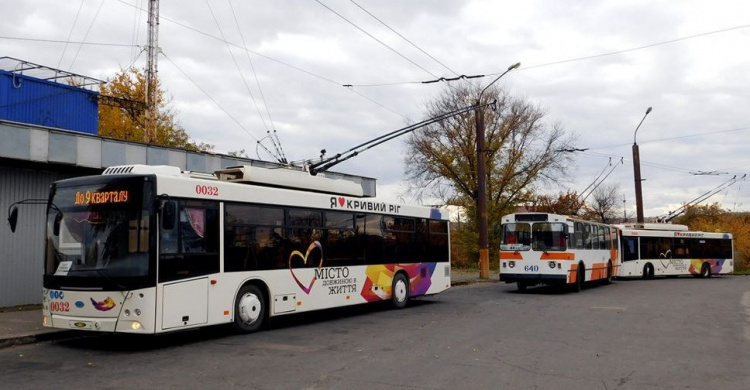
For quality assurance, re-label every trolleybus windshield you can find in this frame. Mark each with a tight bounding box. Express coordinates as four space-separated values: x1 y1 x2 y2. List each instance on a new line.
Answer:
44 178 155 290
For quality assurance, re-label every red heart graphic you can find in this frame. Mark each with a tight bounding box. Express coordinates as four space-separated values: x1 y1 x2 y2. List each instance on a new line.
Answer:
338 197 345 207
289 241 324 294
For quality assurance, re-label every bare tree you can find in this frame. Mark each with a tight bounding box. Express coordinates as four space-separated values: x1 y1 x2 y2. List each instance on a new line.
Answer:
526 190 586 216
404 83 576 256
583 184 622 223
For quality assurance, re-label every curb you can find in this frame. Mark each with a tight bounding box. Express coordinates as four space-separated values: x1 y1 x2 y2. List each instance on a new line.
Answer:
452 278 498 287
0 330 78 350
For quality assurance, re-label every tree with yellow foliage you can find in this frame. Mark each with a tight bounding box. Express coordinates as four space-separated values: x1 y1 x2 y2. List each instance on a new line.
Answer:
98 67 212 151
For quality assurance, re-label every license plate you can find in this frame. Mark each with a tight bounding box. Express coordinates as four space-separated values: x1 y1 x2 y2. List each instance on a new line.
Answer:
70 321 93 329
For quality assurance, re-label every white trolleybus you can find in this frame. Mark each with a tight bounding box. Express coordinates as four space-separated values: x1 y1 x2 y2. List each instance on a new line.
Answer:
21 164 450 334
616 223 733 279
498 212 619 292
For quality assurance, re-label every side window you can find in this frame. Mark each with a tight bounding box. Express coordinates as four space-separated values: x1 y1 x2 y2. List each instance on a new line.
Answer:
583 224 592 250
159 200 219 282
573 222 584 249
323 211 363 266
428 220 449 263
531 222 567 251
363 215 383 264
383 216 415 263
640 237 672 259
622 237 638 261
224 204 285 272
598 226 609 250
286 208 323 269
591 224 600 250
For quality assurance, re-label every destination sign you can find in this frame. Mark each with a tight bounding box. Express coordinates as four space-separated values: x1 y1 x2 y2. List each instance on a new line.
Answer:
74 190 130 205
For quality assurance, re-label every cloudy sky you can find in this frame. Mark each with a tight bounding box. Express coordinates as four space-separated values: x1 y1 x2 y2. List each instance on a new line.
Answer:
2 0 749 219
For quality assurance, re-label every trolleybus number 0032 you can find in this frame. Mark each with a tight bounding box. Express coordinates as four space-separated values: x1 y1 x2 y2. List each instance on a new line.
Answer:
195 185 219 196
50 301 70 312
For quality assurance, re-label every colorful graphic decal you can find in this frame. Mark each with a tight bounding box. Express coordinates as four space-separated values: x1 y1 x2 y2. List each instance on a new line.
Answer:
688 259 725 275
90 297 116 311
361 263 436 302
287 240 437 299
288 241 324 294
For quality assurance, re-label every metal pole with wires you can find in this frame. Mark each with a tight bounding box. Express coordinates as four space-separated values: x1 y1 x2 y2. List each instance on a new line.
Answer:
632 106 652 224
476 62 520 279
145 0 160 144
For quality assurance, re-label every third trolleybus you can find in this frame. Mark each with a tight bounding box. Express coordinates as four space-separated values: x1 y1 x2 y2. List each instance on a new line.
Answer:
616 223 733 279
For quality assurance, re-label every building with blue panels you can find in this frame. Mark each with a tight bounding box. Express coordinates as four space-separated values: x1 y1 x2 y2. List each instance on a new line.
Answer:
0 57 101 135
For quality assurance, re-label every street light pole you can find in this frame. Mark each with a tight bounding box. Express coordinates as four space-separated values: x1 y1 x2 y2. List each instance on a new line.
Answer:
632 106 652 224
476 62 520 279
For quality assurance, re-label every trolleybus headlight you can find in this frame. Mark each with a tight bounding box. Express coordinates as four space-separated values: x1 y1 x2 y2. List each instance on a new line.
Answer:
549 261 556 269
124 309 131 317
509 261 515 268
134 309 141 316
131 321 142 330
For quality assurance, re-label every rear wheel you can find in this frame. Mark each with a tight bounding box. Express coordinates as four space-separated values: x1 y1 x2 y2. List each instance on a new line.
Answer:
233 284 266 333
700 263 712 278
517 281 528 292
642 263 654 280
605 261 613 284
391 273 410 309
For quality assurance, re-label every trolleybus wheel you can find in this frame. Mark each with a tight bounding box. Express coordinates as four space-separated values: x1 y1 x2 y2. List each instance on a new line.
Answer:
605 261 613 284
700 263 712 278
517 281 527 292
572 264 584 293
642 264 654 280
233 284 266 333
391 273 410 309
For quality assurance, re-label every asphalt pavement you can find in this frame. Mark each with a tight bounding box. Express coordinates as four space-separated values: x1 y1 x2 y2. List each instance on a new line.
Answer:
0 268 491 348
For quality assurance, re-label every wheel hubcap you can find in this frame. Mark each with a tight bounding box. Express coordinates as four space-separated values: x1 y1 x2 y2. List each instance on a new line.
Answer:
238 292 261 325
395 280 407 302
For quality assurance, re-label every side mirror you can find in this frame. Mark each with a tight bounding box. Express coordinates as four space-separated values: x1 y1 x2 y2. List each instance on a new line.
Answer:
162 201 176 230
8 206 18 233
53 213 62 236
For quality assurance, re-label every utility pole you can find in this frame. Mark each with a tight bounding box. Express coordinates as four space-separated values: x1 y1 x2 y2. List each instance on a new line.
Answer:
476 62 520 279
632 107 652 224
145 0 160 144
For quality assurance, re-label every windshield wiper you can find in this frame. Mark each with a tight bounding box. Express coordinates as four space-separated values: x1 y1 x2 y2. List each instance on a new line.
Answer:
66 267 129 291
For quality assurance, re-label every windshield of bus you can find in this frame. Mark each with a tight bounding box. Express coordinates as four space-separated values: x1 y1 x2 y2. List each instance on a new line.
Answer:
500 223 532 251
531 222 567 251
44 177 155 290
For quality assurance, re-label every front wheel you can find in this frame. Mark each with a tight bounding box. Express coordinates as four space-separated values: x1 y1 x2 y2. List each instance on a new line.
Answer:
700 263 712 278
571 264 584 293
233 284 266 333
605 261 613 284
391 273 410 309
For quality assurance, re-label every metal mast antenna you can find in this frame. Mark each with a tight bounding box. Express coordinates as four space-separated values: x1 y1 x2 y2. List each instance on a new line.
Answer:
145 0 160 144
